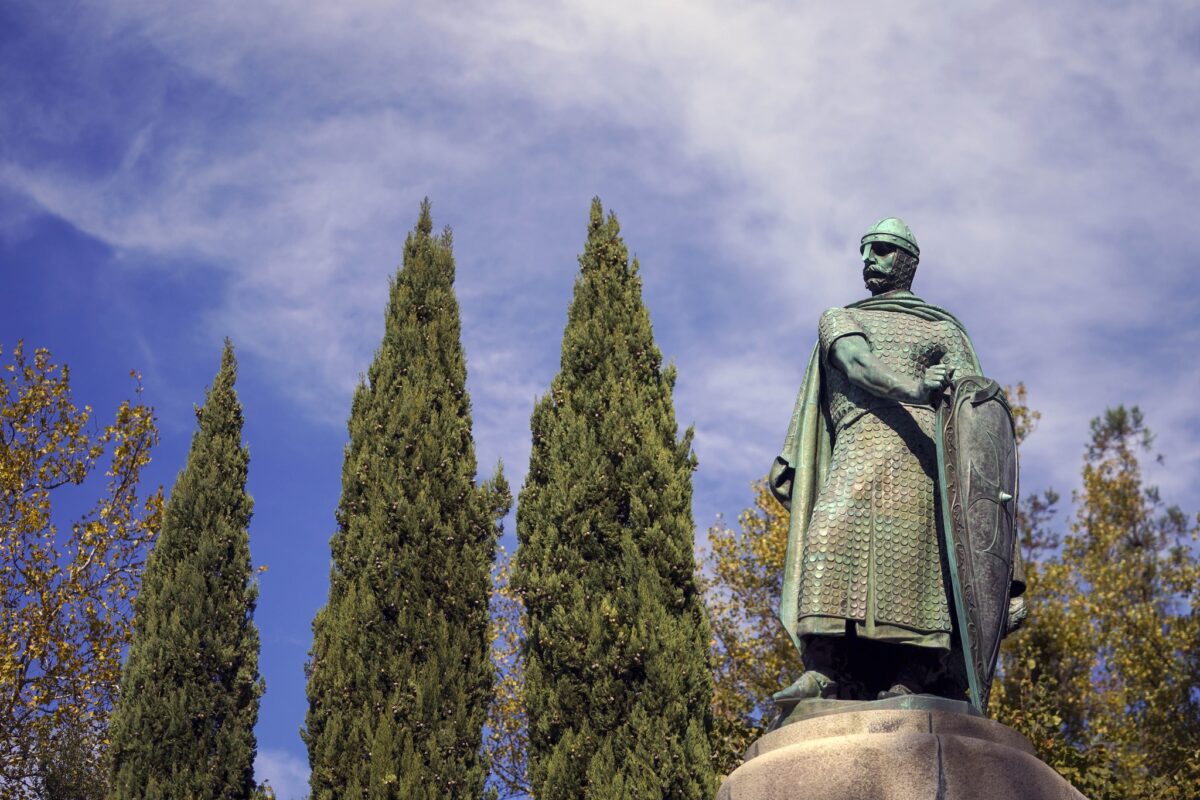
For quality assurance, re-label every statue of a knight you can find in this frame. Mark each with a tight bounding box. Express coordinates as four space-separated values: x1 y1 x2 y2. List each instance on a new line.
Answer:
769 217 1027 712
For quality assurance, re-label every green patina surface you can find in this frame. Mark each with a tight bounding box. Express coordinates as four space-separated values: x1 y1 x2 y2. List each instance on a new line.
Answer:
768 218 1023 721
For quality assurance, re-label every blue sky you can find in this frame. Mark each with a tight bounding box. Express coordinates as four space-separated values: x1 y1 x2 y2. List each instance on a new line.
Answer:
4 2 1200 797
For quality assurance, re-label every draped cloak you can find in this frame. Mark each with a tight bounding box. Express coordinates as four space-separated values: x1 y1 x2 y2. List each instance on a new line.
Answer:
772 293 994 656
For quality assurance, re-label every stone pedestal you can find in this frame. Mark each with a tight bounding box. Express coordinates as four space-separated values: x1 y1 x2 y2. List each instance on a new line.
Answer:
716 707 1086 800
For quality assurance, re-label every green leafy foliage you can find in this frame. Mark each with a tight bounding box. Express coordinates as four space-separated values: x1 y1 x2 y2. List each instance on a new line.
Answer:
304 200 510 799
485 546 529 798
0 342 162 800
107 340 263 800
707 384 1200 795
513 198 715 799
700 483 799 778
993 405 1200 799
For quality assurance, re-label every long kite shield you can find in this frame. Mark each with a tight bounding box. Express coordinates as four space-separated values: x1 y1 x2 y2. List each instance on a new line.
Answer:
935 375 1018 712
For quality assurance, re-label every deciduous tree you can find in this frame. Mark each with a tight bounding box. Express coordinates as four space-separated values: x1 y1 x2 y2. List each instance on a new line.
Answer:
485 547 529 799
700 483 798 777
0 342 162 798
993 406 1200 799
705 380 1200 795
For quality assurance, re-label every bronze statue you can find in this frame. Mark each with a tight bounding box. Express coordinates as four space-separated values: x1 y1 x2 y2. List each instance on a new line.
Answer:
769 218 1025 716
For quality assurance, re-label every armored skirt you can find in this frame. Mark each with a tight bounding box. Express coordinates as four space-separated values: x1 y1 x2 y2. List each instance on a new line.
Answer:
792 306 978 649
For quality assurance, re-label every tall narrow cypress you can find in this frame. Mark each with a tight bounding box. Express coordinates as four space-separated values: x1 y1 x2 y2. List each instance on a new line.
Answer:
304 200 509 799
514 199 715 799
108 340 262 800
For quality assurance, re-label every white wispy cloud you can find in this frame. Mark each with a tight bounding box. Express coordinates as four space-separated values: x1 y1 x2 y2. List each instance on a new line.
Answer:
256 747 309 800
8 0 1200 505
6 0 1197 521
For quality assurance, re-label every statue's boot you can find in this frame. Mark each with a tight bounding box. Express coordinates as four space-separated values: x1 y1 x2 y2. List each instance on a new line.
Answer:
877 647 941 699
773 635 843 703
877 682 916 700
772 669 838 703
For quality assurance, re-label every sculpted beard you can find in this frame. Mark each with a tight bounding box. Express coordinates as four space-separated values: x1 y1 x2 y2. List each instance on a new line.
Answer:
864 250 919 293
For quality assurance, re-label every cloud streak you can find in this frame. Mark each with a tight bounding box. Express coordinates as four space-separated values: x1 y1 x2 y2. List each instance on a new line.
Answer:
6 0 1198 598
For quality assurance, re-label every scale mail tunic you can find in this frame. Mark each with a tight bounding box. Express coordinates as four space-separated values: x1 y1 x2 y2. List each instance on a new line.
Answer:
794 306 978 649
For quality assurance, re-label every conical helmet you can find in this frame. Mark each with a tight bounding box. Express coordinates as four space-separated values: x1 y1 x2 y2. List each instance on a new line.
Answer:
860 217 919 259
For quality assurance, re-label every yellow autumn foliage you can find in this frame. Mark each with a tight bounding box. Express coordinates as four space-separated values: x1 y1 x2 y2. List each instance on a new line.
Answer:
487 546 530 799
704 385 1200 796
700 482 799 777
993 405 1200 799
0 342 162 797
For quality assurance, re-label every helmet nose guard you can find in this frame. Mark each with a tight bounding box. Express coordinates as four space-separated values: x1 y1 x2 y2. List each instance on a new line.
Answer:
860 217 920 259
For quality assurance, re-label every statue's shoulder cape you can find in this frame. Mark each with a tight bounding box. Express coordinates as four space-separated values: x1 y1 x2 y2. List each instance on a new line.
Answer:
776 294 981 651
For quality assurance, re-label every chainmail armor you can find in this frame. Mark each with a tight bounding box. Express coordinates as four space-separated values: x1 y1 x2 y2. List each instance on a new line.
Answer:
795 307 977 636
890 250 919 292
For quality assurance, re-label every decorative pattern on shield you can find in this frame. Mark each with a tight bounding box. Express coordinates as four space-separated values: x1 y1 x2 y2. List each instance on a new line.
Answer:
935 376 1019 712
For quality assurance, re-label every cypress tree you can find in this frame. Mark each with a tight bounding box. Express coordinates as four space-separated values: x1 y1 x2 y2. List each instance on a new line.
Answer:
514 198 715 799
107 340 262 800
304 200 509 799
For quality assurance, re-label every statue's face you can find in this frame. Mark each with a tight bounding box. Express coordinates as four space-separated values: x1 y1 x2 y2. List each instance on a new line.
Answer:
861 241 902 293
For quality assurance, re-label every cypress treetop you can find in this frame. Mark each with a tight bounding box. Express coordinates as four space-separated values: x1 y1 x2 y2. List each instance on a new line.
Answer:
304 199 509 799
107 340 263 800
515 198 715 799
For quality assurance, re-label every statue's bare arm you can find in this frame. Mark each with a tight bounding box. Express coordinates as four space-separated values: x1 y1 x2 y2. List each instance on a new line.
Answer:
830 334 952 404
